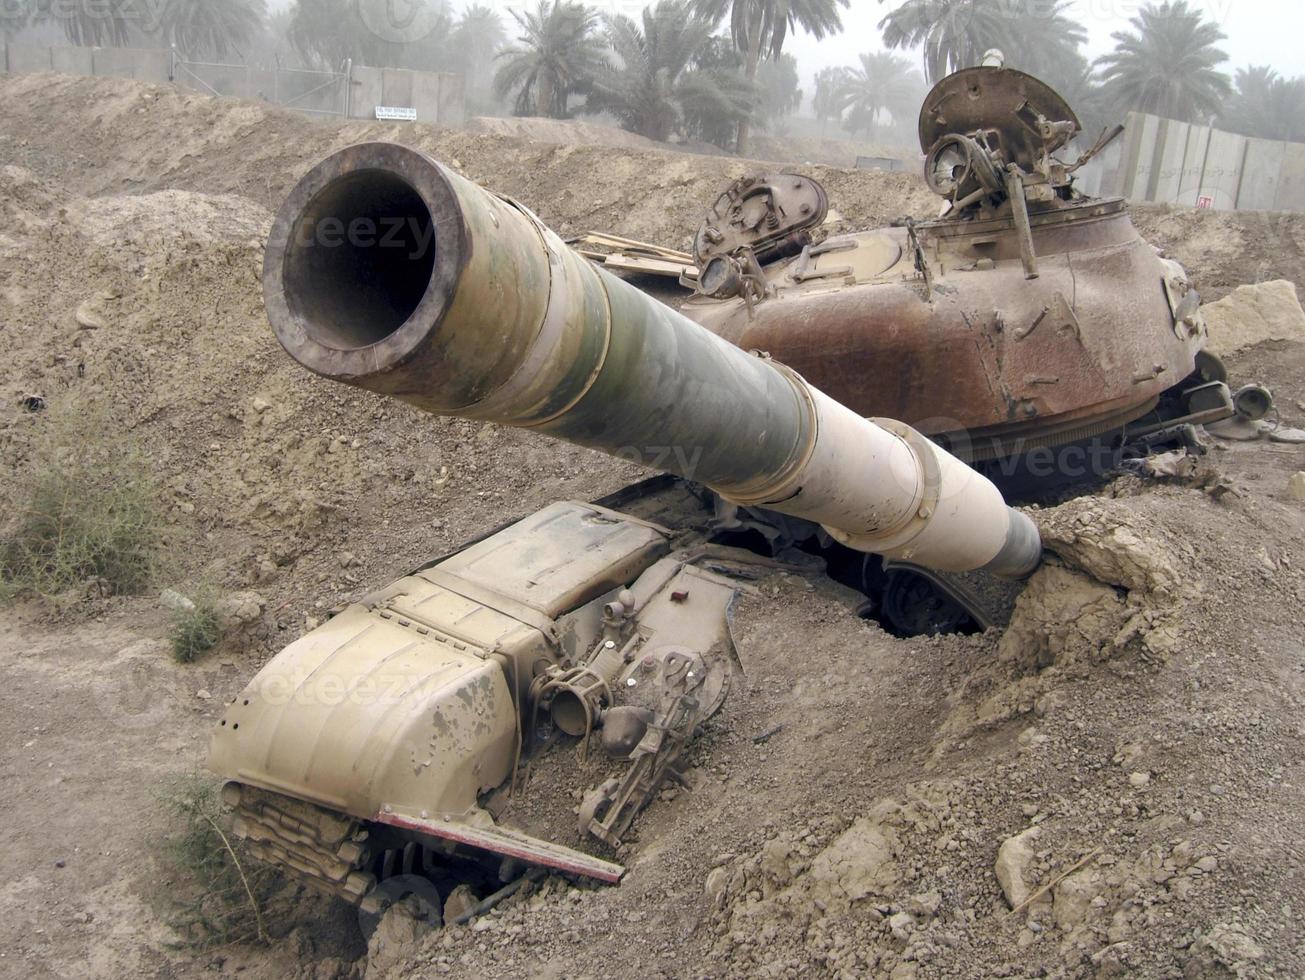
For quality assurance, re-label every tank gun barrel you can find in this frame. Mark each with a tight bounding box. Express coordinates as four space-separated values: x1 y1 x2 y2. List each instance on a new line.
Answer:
263 143 1041 578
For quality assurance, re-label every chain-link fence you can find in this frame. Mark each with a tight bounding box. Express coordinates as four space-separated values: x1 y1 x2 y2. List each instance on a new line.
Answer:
170 52 351 118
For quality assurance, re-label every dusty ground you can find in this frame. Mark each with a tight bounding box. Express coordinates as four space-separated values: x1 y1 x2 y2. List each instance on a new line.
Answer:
1 72 1304 980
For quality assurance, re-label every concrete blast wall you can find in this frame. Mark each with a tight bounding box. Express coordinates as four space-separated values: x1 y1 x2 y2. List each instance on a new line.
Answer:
348 65 464 126
1104 110 1305 212
4 43 58 73
3 44 169 82
91 47 171 82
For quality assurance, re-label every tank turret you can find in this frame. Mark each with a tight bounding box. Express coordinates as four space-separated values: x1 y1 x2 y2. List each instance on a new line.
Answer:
681 67 1215 471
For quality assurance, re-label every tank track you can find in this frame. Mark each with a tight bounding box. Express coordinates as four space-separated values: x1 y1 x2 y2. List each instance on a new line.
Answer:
223 783 377 904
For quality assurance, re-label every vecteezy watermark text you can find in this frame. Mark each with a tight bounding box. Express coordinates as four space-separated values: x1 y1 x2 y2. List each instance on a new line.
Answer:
295 216 436 260
12 0 167 34
355 0 449 44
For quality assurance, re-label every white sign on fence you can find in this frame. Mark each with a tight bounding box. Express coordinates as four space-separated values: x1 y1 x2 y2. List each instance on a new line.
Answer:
375 106 417 122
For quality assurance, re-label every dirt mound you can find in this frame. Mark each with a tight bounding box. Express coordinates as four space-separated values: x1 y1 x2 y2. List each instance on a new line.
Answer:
2 73 1305 980
748 132 916 169
464 114 664 150
464 114 919 170
0 72 936 251
1132 202 1305 303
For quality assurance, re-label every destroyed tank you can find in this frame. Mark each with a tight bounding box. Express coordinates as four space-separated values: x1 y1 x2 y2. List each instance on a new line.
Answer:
676 67 1224 468
209 67 1230 914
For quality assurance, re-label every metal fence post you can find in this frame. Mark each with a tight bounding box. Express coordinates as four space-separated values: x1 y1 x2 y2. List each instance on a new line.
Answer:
344 58 353 119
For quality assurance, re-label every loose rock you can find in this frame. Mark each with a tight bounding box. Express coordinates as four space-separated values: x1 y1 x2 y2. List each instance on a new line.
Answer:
995 827 1040 910
1289 472 1305 502
1201 279 1305 355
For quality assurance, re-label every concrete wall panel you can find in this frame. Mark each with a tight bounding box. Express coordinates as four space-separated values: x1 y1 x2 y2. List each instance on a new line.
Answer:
436 72 465 127
91 47 170 83
5 44 54 74
349 64 384 118
1273 143 1305 212
1195 129 1248 210
1094 136 1127 198
1174 125 1211 208
1120 112 1160 200
381 68 414 109
1071 110 1305 212
1238 139 1288 211
410 70 441 123
1151 118 1192 203
50 46 93 75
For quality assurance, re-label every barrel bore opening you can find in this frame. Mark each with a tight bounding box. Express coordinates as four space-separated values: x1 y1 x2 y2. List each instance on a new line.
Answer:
284 170 438 350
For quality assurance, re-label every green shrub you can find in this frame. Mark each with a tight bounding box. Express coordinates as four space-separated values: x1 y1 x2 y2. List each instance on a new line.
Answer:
156 775 276 949
170 600 223 663
0 407 161 599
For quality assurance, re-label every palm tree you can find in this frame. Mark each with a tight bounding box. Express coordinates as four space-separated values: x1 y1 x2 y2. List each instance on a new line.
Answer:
757 52 802 120
679 35 762 148
878 0 1086 85
289 0 384 67
493 0 606 118
1038 49 1112 145
161 0 268 60
403 4 458 72
1095 0 1230 123
838 51 922 140
242 8 301 69
812 65 848 138
288 0 453 71
1003 1 1088 82
288 0 456 71
585 1 755 144
1221 66 1305 143
453 4 506 101
690 0 849 153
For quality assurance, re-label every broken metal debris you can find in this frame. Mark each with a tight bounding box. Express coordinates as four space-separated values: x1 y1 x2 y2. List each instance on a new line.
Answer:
568 231 697 281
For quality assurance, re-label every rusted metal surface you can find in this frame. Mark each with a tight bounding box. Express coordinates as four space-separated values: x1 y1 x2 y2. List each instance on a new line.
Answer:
684 203 1199 459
